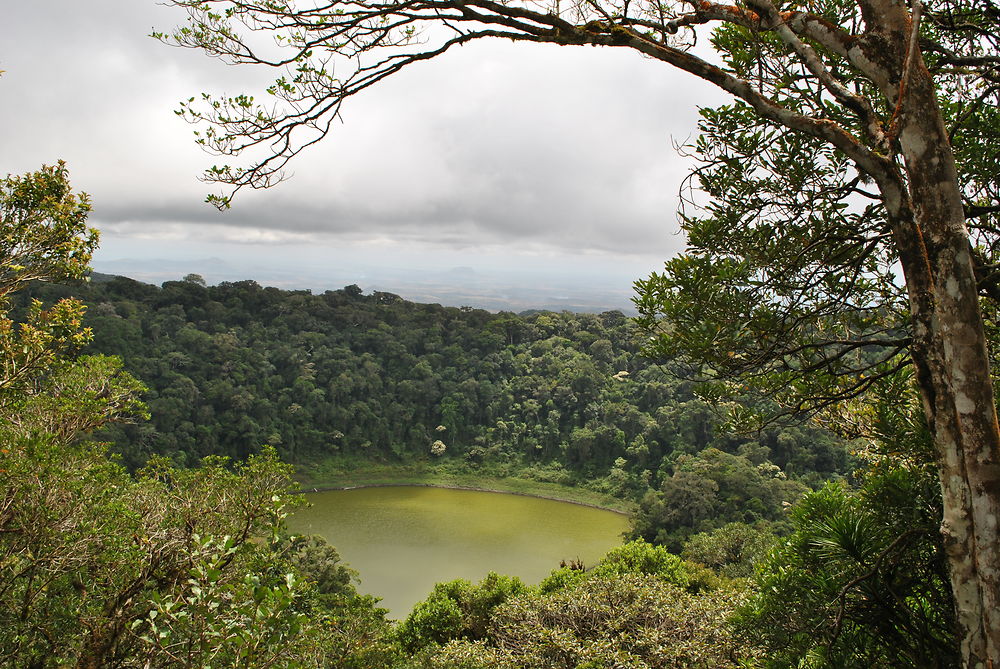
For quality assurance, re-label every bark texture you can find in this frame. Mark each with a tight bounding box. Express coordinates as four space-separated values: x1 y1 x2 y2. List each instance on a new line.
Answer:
861 1 1000 663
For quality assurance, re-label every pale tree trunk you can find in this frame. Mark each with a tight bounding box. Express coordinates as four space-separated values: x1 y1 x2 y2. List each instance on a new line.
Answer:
904 129 1000 669
902 127 1000 669
870 4 1000 663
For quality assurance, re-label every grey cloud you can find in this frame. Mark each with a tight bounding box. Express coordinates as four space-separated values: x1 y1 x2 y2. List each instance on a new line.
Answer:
3 0 724 266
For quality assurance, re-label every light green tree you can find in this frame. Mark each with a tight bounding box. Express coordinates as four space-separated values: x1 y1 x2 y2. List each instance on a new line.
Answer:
0 165 334 667
429 574 746 668
397 572 528 653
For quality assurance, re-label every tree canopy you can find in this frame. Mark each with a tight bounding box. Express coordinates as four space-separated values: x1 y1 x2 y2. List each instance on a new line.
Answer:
0 166 398 668
0 162 976 665
157 0 1000 662
21 273 845 549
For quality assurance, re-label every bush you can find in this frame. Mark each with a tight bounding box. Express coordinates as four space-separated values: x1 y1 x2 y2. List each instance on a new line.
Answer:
397 572 528 652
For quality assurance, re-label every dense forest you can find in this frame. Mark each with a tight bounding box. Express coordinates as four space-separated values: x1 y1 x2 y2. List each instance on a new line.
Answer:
10 0 1000 657
17 271 847 548
0 167 961 666
154 0 1000 656
9 0 1000 653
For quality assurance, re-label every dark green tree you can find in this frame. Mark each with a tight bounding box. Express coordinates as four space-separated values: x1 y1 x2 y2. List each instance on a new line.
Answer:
632 447 805 550
153 0 1000 658
734 371 957 667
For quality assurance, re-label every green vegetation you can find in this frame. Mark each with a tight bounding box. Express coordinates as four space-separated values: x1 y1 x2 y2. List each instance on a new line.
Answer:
0 165 394 668
19 0 1000 649
17 270 848 547
161 0 1000 659
735 373 956 667
397 572 529 653
0 165 952 665
11 0 1000 656
2 161 967 667
422 541 746 668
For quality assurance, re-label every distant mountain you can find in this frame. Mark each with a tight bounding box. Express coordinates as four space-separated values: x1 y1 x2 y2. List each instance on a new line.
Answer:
87 271 127 284
91 258 638 314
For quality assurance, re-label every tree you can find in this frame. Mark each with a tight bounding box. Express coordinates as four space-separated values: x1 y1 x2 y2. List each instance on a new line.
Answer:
158 0 1000 662
734 371 957 666
0 162 96 295
0 162 99 402
396 572 528 652
429 574 745 667
681 522 776 579
631 448 805 550
0 166 339 667
407 541 736 667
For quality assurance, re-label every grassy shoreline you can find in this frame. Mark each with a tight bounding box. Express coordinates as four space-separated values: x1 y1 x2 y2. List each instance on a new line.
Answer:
295 458 634 515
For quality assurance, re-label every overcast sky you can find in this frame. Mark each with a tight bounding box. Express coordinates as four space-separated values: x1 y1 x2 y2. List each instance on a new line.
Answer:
1 0 726 300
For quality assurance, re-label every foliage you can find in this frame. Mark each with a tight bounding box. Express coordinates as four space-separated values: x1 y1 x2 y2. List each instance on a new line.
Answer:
536 566 588 594
588 538 689 586
0 164 100 406
151 0 1000 656
428 574 748 668
632 101 908 416
19 275 848 547
616 0 1000 657
631 447 807 550
283 533 400 668
9 353 149 442
0 165 390 668
394 540 749 667
540 538 724 597
0 430 333 666
284 533 358 603
734 374 958 667
397 572 528 652
681 522 777 579
318 592 402 669
142 567 307 666
5 165 963 667
0 161 96 298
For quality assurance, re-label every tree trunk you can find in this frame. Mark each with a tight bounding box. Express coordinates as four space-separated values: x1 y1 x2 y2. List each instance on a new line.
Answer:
890 39 1000 669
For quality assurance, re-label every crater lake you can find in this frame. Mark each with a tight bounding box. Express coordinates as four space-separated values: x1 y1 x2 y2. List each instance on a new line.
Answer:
289 485 630 617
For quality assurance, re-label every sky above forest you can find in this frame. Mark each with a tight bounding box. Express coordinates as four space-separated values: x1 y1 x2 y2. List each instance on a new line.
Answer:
1 0 726 307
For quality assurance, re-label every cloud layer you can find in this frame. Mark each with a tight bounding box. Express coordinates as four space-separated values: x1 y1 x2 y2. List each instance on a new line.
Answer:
2 0 726 274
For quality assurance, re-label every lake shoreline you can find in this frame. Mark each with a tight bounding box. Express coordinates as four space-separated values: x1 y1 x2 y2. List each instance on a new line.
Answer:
298 481 631 517
296 456 635 514
290 483 631 618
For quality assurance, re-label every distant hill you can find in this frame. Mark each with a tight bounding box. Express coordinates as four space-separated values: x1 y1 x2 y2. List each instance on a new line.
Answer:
87 270 131 284
91 259 639 314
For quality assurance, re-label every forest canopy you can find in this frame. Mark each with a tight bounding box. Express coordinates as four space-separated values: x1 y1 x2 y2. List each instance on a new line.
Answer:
156 0 1000 660
18 273 844 548
0 164 965 666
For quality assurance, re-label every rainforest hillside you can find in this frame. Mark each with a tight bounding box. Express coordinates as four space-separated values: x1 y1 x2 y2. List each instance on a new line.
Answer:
18 273 847 547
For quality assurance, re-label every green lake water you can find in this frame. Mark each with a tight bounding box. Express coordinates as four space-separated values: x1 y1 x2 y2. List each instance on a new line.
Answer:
289 486 629 618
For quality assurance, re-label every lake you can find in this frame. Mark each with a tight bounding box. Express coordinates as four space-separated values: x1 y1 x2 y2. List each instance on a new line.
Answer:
288 485 629 618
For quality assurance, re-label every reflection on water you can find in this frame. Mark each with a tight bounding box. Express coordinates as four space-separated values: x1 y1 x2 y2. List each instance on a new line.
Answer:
288 486 628 618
